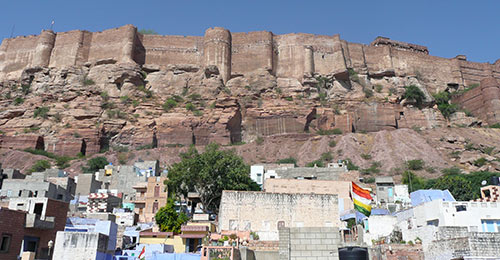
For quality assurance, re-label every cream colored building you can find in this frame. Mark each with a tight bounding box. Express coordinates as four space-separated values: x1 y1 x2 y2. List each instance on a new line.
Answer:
218 190 340 241
263 178 353 214
133 176 168 223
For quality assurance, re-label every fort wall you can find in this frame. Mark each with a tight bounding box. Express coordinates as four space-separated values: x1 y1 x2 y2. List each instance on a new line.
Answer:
452 77 500 125
0 24 499 89
141 34 203 66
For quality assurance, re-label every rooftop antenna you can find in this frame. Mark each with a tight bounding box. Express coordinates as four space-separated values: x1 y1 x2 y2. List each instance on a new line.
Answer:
10 24 15 38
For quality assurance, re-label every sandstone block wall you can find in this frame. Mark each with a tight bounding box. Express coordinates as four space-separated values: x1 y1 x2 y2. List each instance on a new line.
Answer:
1 24 499 87
452 77 500 125
218 191 339 241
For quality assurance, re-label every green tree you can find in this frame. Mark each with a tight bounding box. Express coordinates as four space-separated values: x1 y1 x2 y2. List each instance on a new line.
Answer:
428 175 477 201
406 159 424 171
166 143 260 214
29 160 51 173
402 170 427 193
276 157 298 166
82 156 109 173
155 198 189 233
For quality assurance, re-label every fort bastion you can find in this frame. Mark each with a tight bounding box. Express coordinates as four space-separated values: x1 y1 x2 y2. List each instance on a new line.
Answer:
1 24 499 87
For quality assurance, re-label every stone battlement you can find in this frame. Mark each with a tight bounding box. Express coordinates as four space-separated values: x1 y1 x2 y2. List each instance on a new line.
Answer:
1 24 499 87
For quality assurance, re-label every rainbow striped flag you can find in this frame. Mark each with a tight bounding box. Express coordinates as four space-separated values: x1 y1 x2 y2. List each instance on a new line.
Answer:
351 181 373 217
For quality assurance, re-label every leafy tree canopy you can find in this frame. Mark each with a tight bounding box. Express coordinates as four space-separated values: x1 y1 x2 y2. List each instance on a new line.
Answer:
166 143 260 214
82 156 109 173
155 198 188 233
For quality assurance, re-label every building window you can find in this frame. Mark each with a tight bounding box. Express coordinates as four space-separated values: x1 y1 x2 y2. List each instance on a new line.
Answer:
0 234 12 253
456 205 467 212
154 186 160 197
277 221 285 229
34 203 44 216
152 201 159 213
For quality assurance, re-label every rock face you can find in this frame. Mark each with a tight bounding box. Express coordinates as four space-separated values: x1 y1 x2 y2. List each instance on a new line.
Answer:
0 25 498 173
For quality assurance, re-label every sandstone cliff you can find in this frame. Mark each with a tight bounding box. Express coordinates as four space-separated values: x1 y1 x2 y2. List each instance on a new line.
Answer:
0 25 499 177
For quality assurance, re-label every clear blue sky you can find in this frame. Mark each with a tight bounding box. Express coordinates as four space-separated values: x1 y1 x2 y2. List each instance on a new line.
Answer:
1 0 499 63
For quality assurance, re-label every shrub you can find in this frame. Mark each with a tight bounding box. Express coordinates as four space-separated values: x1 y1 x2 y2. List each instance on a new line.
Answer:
317 128 342 135
345 159 359 170
403 85 426 107
375 84 383 93
442 167 461 175
388 87 397 96
137 85 153 98
433 91 458 119
489 123 500 128
73 132 82 138
132 100 140 107
185 103 195 111
100 91 109 101
482 146 495 155
53 112 62 122
360 153 372 160
464 142 476 151
13 97 24 105
363 88 373 98
193 110 203 117
321 152 333 162
255 136 264 145
188 93 201 100
21 84 31 95
163 98 178 111
275 87 282 94
284 96 293 101
473 157 487 167
120 96 131 104
136 144 154 150
306 159 324 167
360 162 381 175
328 140 336 147
364 177 376 183
277 157 298 166
33 107 50 119
406 159 424 171
29 160 51 173
83 77 95 86
348 68 359 82
449 151 461 159
138 29 159 35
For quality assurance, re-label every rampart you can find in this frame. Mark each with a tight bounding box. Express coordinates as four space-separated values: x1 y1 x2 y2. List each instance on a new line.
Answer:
1 24 499 87
452 77 500 125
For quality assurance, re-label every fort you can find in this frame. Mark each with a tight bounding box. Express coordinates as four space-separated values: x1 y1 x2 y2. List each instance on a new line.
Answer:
0 25 499 158
1 24 499 87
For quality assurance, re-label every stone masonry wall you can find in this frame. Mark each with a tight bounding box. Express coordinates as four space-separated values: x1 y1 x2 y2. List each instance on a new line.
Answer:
218 191 339 241
452 77 500 125
1 24 499 88
279 227 340 260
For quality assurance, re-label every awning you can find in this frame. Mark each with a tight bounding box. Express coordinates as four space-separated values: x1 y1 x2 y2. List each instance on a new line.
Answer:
180 233 206 239
181 225 209 232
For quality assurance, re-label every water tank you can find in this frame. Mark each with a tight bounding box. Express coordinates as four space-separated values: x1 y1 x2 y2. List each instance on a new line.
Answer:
491 176 499 186
339 247 369 260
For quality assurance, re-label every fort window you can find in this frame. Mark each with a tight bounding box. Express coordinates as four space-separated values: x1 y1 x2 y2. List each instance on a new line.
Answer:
456 205 467 212
0 234 12 253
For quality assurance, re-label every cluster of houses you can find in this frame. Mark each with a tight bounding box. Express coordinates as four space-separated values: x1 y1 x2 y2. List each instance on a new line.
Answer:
1 160 500 260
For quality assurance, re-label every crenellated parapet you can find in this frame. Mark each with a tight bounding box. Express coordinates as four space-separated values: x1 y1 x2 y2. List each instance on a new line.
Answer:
0 24 499 90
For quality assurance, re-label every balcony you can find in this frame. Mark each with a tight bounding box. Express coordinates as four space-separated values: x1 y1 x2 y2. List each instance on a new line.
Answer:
25 214 55 229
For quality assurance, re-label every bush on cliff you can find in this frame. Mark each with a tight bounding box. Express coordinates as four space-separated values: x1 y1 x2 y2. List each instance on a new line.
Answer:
432 91 458 119
403 85 426 107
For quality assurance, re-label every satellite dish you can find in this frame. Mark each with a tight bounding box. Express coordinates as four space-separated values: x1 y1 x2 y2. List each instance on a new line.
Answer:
481 180 487 186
